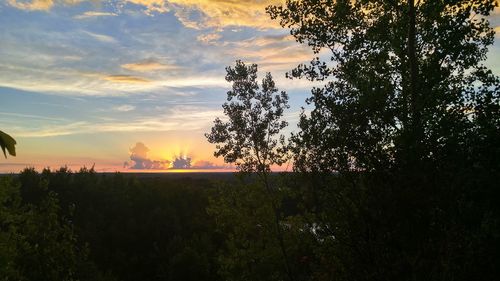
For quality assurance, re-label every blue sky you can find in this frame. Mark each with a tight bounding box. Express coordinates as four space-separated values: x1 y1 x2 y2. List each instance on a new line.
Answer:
0 0 499 172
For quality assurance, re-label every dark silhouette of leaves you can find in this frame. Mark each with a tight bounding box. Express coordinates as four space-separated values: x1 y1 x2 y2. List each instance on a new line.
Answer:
0 130 16 158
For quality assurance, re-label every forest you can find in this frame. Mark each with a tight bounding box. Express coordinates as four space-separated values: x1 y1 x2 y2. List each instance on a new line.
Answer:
1 0 500 280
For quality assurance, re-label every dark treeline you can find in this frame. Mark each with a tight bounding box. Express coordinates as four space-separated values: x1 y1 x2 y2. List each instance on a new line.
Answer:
0 164 498 280
1 168 223 281
0 168 316 281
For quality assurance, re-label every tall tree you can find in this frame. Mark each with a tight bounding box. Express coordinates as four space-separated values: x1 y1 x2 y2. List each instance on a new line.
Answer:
268 0 499 172
268 0 500 280
206 60 290 174
206 60 294 281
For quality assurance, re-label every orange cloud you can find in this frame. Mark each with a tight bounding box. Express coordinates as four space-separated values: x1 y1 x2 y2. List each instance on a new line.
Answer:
192 160 230 169
169 0 283 29
7 0 54 10
104 75 150 83
121 59 179 72
236 34 295 48
7 0 84 11
226 34 314 71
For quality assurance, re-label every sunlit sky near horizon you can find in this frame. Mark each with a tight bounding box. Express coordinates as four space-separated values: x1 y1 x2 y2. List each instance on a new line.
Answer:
1 0 500 173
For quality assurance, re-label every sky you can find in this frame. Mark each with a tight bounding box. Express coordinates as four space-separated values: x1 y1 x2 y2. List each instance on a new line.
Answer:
1 0 500 173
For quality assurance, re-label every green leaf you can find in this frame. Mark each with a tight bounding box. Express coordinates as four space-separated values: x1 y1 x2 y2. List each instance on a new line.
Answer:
0 130 16 158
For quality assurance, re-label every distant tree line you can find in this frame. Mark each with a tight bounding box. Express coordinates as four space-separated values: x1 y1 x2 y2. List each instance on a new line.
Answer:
1 167 223 281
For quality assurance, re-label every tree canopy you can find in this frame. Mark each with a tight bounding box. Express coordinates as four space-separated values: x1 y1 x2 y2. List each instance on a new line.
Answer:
265 1 500 280
268 0 499 173
206 60 290 174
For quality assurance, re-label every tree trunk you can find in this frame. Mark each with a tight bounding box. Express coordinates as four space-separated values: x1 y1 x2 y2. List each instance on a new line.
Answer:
261 171 295 281
407 0 422 163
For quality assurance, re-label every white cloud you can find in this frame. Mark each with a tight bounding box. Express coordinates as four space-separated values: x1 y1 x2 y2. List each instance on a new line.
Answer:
0 60 227 96
9 106 223 137
113 104 136 112
82 31 117 43
74 11 118 19
104 74 150 83
125 0 169 14
197 33 221 45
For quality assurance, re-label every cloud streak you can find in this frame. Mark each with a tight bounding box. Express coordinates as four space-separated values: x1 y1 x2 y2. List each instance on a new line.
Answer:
74 11 117 19
83 31 117 43
104 75 150 83
121 59 179 72
191 160 230 170
8 106 222 137
7 0 55 11
197 33 221 45
7 0 85 11
113 104 136 112
0 61 226 96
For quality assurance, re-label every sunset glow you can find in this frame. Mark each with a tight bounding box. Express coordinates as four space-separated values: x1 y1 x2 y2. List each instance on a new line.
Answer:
1 1 500 172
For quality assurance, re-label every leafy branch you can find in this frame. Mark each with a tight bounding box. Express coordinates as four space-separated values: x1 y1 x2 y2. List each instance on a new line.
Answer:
0 130 16 158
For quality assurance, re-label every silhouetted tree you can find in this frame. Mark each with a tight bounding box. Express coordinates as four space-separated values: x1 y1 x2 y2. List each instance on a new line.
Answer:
206 60 295 281
268 0 499 172
268 0 500 280
206 60 290 173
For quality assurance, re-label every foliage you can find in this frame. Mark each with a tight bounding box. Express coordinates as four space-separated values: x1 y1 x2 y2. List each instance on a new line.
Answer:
13 167 222 281
0 130 16 158
268 0 499 172
207 176 323 281
207 181 285 280
267 0 500 280
0 176 92 281
206 61 299 281
206 60 290 173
